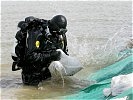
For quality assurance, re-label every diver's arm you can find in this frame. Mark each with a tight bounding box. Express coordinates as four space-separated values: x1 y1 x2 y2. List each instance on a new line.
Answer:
25 50 61 65
26 51 51 64
62 33 69 55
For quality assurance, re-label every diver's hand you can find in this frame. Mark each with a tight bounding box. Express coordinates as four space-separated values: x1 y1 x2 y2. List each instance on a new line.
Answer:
50 51 61 61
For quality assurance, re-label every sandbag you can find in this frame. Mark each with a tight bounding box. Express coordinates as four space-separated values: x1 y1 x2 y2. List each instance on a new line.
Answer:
49 49 83 76
103 73 133 97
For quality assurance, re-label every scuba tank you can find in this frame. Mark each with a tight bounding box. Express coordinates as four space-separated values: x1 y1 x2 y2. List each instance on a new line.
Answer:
11 20 28 71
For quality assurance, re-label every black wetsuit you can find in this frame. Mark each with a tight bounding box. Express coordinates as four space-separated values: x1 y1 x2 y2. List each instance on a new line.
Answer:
12 16 68 85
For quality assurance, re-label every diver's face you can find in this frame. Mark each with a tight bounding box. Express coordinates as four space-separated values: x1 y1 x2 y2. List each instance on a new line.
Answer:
48 21 67 36
48 23 60 36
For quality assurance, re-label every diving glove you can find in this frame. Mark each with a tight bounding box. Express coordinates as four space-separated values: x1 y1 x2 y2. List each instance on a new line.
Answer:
50 51 61 61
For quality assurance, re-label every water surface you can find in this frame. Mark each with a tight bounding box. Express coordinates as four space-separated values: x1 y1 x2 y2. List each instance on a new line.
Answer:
1 1 132 99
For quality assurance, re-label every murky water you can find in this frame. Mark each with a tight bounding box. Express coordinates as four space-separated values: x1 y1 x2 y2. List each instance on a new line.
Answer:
1 1 132 99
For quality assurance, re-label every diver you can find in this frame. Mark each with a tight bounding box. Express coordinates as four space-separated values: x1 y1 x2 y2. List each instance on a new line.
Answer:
11 15 69 85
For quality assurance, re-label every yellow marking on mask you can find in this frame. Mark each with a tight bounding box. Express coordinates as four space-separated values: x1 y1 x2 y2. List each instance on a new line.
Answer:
35 41 40 48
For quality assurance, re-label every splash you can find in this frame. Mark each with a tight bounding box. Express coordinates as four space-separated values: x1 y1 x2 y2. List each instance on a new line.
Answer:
49 61 66 87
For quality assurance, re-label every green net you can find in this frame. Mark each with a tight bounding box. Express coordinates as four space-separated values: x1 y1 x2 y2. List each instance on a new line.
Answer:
62 54 133 100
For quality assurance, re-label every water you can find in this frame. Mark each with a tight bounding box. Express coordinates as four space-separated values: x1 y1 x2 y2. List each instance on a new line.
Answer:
1 1 132 99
